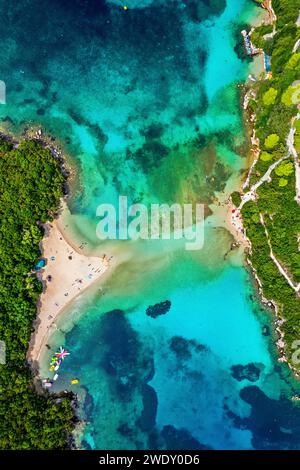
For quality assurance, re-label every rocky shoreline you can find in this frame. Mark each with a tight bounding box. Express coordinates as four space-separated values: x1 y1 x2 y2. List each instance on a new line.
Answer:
0 128 85 446
0 124 78 195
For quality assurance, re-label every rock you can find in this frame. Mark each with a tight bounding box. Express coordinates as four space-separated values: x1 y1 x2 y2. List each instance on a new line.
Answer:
231 363 262 382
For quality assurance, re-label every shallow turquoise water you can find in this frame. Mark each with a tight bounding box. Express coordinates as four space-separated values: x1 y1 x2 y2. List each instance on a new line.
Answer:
1 0 300 450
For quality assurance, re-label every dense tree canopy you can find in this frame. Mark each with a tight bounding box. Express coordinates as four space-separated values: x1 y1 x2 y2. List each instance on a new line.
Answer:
239 0 300 362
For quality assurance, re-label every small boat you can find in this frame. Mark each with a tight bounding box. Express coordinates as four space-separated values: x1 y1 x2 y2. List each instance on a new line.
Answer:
42 379 53 388
70 379 79 385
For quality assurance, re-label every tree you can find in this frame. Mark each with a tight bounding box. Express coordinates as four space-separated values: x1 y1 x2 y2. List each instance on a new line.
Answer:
263 87 278 106
264 134 280 149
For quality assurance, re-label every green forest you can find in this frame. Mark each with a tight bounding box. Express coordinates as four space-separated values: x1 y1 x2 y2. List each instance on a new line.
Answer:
240 0 300 362
0 139 75 449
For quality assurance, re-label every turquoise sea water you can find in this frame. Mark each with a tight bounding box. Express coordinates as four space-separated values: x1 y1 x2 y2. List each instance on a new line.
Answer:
1 0 300 450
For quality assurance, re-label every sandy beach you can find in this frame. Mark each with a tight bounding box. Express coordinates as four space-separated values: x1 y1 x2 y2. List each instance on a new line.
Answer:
28 202 110 365
225 203 251 250
209 197 251 252
28 187 250 368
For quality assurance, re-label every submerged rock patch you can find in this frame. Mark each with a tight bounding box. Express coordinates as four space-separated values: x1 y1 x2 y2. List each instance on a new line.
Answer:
146 300 171 318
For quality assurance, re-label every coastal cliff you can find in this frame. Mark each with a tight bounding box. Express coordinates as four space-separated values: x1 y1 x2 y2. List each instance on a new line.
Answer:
233 0 300 373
